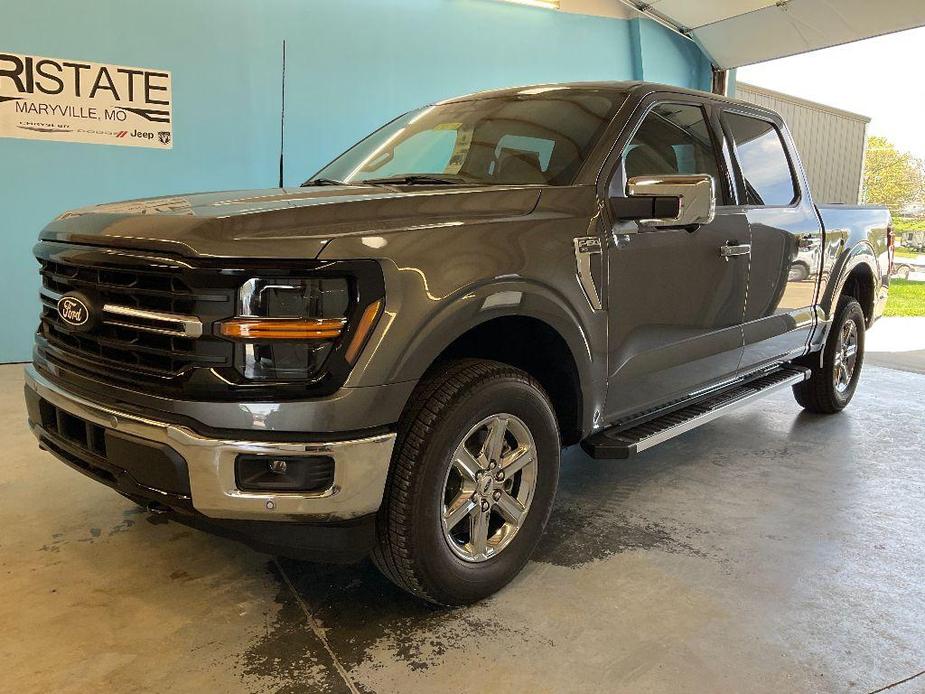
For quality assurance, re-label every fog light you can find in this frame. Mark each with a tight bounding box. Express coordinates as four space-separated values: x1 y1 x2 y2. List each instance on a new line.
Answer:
235 454 334 492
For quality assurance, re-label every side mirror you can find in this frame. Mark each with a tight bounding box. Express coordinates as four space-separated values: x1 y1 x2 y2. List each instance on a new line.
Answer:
611 174 716 229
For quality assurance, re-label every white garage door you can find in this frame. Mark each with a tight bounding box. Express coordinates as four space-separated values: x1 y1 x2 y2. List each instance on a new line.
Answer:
632 0 925 67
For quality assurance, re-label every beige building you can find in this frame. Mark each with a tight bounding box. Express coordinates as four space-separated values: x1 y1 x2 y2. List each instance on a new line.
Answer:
735 82 870 204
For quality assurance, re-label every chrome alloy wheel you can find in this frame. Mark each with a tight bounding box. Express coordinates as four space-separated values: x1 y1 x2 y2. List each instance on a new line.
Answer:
833 319 859 393
441 414 537 563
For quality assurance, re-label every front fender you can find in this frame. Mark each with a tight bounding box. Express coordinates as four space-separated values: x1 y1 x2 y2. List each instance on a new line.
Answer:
344 259 604 436
396 279 592 383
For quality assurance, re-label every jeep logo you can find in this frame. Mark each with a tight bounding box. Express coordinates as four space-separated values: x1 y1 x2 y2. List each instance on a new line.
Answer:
57 295 90 327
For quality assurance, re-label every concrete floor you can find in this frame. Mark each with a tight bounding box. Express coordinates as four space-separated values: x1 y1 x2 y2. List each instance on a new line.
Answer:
867 317 925 375
2 352 924 693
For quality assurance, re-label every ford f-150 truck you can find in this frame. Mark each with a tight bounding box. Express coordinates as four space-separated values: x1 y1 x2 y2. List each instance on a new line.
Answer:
24 81 892 605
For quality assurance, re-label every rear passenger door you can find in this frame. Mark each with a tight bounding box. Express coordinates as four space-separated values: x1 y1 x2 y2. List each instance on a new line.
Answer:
721 109 823 370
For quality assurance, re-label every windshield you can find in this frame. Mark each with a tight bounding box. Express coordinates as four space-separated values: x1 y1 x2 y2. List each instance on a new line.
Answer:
311 88 625 186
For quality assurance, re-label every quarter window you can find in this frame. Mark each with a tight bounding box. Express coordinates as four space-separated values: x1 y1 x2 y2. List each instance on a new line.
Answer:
725 113 797 206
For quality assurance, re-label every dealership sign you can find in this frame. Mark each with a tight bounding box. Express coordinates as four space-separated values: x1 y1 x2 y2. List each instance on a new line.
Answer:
0 52 172 148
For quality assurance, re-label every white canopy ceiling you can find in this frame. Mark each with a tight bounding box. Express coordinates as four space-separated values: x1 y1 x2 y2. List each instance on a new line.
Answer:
622 0 925 68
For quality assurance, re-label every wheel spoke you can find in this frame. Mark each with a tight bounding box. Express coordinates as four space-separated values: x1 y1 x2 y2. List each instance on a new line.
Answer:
840 363 851 385
444 493 477 531
844 344 857 358
469 507 490 557
441 412 538 563
481 416 509 464
501 445 534 477
495 492 525 525
452 449 481 482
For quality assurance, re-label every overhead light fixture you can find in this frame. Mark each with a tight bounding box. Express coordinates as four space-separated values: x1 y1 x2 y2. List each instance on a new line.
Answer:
496 0 560 9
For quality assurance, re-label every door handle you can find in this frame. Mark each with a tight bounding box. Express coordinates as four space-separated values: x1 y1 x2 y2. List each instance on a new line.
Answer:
720 242 751 260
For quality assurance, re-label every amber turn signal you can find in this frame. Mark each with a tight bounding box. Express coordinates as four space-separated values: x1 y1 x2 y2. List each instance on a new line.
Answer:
219 317 347 340
345 300 383 364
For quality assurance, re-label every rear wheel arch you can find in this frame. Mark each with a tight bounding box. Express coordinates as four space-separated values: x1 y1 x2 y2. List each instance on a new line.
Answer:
821 245 879 329
838 261 876 327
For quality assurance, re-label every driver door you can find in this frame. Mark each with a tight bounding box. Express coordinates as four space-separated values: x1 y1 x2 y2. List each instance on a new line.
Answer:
602 97 750 422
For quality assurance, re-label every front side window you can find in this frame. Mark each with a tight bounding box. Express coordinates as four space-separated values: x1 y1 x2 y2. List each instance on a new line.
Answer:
724 112 797 206
622 103 721 183
312 88 625 186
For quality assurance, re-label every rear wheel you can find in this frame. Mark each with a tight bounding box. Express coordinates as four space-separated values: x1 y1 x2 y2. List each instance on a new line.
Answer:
372 359 560 605
793 296 865 413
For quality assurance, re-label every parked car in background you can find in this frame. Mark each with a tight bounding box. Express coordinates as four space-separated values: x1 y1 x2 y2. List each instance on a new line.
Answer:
891 255 925 280
24 81 891 605
899 229 925 252
789 235 822 281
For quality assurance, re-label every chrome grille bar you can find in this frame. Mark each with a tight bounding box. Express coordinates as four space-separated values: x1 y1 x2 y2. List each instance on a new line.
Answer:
40 288 202 339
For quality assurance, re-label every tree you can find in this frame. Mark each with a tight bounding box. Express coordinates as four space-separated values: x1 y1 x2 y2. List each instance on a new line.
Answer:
862 136 925 212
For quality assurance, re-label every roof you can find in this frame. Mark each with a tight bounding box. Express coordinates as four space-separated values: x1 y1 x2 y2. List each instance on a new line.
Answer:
438 81 771 111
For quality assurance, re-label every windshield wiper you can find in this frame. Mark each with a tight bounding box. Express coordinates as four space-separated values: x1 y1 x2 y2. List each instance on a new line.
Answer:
300 178 347 187
361 175 464 186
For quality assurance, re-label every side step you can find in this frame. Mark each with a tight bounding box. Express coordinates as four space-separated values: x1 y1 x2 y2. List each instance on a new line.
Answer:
581 365 810 459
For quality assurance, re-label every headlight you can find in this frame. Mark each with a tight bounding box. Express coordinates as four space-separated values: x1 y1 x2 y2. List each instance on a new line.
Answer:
219 277 359 381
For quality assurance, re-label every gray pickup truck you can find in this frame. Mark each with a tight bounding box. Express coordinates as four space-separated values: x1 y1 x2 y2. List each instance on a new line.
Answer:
24 81 892 605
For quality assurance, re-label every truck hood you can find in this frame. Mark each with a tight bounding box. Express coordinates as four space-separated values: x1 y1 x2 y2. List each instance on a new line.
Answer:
39 185 543 259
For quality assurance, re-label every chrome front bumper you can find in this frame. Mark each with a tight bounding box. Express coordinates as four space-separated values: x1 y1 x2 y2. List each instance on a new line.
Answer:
24 367 396 522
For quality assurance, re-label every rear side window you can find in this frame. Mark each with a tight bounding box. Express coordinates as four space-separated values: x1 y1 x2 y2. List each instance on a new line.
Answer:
725 113 797 206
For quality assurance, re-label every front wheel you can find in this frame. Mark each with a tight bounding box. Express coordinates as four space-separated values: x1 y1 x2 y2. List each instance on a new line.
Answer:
372 359 560 605
793 296 865 413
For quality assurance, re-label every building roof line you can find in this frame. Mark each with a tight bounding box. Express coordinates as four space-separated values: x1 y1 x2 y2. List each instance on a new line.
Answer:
736 82 871 123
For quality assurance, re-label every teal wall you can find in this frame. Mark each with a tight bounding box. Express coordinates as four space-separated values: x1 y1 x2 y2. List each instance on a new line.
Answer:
0 0 711 363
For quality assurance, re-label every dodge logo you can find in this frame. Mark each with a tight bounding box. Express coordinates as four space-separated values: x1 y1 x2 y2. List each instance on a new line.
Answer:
57 295 90 328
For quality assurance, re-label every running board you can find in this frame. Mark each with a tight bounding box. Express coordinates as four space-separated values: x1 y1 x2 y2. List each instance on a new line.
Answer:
582 366 811 460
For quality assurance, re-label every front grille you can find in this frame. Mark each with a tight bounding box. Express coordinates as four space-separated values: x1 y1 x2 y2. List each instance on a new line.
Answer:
27 390 192 498
36 244 236 388
38 395 107 458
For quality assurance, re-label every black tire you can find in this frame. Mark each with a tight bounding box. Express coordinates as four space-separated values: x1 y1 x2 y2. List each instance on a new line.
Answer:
372 359 560 606
793 296 865 414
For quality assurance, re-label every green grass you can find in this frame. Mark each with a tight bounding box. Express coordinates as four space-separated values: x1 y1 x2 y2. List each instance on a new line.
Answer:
895 247 920 259
885 279 925 317
893 217 925 232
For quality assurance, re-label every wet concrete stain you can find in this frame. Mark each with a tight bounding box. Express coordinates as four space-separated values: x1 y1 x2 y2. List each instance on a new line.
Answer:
239 558 551 692
238 562 358 693
38 509 141 552
107 519 134 536
235 499 709 689
533 504 706 568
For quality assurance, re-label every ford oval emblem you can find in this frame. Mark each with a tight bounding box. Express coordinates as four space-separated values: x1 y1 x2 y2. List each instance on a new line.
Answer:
57 295 91 327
